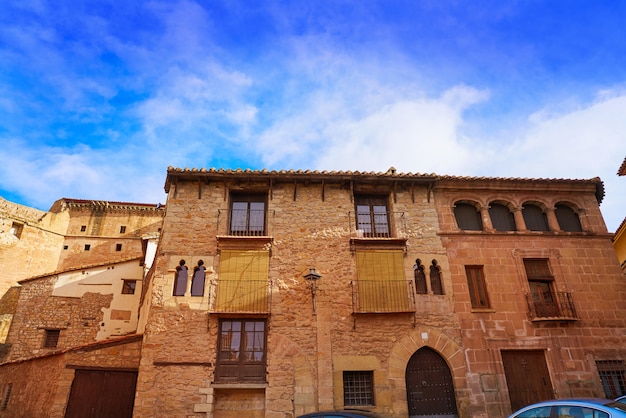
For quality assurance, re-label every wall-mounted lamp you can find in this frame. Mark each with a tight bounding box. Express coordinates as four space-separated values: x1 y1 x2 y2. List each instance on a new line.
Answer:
303 267 322 313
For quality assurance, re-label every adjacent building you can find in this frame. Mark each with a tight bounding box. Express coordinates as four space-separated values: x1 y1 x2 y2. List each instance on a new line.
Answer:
0 167 624 418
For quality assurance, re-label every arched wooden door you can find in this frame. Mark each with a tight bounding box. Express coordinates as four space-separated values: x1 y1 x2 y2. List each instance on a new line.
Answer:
406 347 458 418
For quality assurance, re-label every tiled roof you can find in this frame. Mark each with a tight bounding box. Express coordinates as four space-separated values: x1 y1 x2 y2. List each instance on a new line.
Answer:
49 198 164 213
618 157 626 176
165 167 605 202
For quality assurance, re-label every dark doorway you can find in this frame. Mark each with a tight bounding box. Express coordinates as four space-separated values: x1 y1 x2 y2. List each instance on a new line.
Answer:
65 369 137 418
502 350 554 412
406 347 458 418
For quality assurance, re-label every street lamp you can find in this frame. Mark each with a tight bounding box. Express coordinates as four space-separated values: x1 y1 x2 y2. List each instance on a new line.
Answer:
303 267 322 313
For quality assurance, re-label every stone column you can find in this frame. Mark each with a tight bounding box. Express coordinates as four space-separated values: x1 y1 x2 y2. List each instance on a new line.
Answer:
545 208 560 231
513 207 527 231
480 206 494 232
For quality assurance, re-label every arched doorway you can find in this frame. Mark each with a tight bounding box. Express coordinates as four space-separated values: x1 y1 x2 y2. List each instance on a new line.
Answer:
406 347 458 418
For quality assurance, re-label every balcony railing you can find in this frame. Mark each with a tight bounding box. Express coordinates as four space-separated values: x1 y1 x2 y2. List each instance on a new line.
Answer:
349 211 407 238
351 280 416 313
212 279 271 313
525 291 578 321
217 209 274 237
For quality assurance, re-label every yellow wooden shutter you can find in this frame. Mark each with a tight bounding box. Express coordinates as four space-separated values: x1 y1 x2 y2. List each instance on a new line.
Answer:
216 250 269 312
355 250 408 312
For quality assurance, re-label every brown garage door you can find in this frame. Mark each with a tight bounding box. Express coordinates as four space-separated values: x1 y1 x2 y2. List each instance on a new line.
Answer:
65 369 137 418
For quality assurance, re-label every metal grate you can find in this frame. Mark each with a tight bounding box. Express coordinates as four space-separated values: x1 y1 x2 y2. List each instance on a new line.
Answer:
596 360 626 398
43 329 60 348
343 371 374 406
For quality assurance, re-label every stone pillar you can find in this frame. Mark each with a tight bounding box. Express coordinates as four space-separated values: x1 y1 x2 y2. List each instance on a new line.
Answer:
545 208 560 231
315 284 334 410
480 206 494 232
513 207 527 231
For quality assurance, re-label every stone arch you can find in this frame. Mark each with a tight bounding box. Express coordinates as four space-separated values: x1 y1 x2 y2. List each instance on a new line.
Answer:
388 327 466 416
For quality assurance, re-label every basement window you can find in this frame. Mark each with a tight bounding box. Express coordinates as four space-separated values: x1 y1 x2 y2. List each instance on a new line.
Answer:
43 329 60 348
343 371 374 406
596 360 626 398
1 383 11 411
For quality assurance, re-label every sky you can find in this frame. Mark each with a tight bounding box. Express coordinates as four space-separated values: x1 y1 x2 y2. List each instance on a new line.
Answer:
0 1 625 232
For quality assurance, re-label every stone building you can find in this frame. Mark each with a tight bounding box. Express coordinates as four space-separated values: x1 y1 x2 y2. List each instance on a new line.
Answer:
613 157 626 273
0 167 624 418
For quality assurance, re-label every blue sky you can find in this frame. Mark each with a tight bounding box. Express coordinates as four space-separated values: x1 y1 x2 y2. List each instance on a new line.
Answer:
1 0 625 231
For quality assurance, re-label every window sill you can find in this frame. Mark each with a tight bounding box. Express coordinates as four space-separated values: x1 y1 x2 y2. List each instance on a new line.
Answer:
211 383 268 390
470 308 496 313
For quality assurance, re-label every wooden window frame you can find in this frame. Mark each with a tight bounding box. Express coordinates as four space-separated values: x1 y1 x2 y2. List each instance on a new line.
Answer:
355 195 391 238
122 280 137 295
229 193 267 236
216 319 267 383
465 265 491 309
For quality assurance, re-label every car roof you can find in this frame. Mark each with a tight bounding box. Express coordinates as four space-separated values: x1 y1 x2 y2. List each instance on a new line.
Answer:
510 398 626 417
297 410 386 418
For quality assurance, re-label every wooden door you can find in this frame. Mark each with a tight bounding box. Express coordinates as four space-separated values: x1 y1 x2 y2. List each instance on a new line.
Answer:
502 350 554 412
406 347 458 418
65 369 137 418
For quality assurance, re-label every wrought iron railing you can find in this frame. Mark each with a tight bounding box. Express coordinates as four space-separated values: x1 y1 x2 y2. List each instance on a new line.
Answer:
348 211 406 238
525 291 578 320
351 280 416 313
212 279 271 313
217 209 274 237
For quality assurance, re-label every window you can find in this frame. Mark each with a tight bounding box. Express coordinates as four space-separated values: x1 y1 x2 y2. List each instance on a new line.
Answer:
343 371 374 406
116 243 122 251
429 259 444 295
80 225 87 232
216 251 269 312
216 319 266 382
120 225 126 233
413 259 427 294
43 329 60 348
173 259 188 296
596 360 626 398
555 204 582 232
465 266 490 309
63 245 68 250
1 383 11 411
489 203 516 231
9 222 23 238
355 250 409 312
122 280 137 295
454 203 482 231
355 195 390 238
557 406 607 418
229 193 266 236
84 244 91 251
524 259 559 317
191 260 206 297
522 204 549 231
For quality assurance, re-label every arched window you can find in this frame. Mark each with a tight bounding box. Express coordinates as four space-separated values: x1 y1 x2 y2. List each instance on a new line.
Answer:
413 259 427 294
453 202 482 231
173 259 188 296
555 204 583 232
488 203 516 231
522 204 549 231
430 260 444 295
191 260 206 296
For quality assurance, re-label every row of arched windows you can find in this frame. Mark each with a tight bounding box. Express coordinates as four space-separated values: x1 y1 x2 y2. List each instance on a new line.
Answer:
453 201 584 233
173 259 206 297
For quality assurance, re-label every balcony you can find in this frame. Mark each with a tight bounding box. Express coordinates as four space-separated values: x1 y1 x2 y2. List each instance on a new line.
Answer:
212 279 271 314
525 291 578 321
348 211 407 239
217 209 274 237
351 280 416 313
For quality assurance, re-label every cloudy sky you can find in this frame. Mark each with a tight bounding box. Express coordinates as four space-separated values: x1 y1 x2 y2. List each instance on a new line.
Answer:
0 1 625 231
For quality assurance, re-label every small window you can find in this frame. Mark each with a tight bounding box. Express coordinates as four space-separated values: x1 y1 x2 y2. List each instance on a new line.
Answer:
555 204 583 232
120 225 127 233
84 244 91 251
465 266 490 309
173 260 188 296
343 371 374 406
229 193 267 236
80 225 87 232
489 203 516 231
191 260 206 297
413 259 427 294
596 360 626 398
116 243 123 251
9 222 23 238
522 204 549 231
429 259 444 295
122 280 137 295
63 245 68 250
1 383 11 411
43 329 60 348
454 203 482 231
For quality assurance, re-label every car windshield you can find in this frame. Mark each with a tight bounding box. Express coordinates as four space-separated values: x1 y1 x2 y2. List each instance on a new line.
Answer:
605 401 626 412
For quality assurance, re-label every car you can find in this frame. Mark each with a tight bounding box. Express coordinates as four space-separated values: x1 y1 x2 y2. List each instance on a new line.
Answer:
297 410 387 418
508 398 626 418
616 395 626 405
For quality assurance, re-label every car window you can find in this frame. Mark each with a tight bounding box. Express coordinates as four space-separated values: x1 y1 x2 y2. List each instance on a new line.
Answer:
515 406 553 418
557 406 610 418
